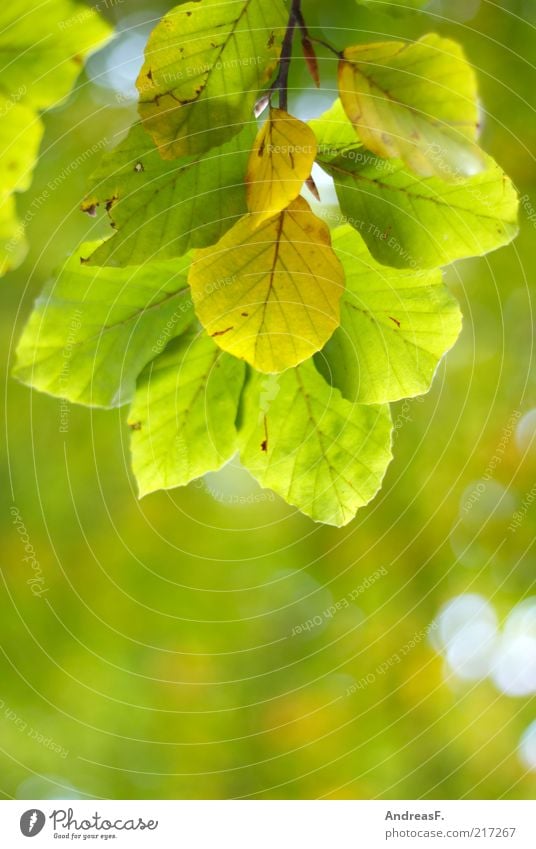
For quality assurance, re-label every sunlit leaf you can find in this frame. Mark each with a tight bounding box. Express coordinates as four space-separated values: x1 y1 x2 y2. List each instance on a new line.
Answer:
129 332 245 496
14 244 194 408
137 0 288 159
246 108 317 220
82 122 256 267
316 225 462 404
240 361 393 526
189 196 344 373
338 34 484 179
314 101 519 269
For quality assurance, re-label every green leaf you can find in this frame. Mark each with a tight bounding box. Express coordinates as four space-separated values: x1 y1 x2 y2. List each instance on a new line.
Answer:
316 225 462 404
240 361 393 526
137 0 288 159
14 244 194 408
313 102 519 269
189 196 344 373
0 0 111 110
338 34 484 179
0 0 111 277
0 195 27 276
129 332 245 496
82 122 255 267
0 100 43 196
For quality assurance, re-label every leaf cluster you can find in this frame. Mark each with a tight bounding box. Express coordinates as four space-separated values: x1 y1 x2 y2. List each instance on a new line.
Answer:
14 0 518 525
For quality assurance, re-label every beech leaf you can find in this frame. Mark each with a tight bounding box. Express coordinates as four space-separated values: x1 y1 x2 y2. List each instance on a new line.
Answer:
14 244 193 408
338 34 485 179
316 225 462 404
129 332 245 496
240 361 393 526
137 0 288 159
188 196 344 373
246 108 317 220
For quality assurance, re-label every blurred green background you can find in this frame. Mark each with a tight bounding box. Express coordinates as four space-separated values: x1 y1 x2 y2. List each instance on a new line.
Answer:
1 0 535 800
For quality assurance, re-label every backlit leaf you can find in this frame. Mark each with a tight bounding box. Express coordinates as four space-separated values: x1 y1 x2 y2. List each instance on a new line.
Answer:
129 332 245 496
313 101 519 269
240 361 393 526
82 122 256 267
137 0 288 159
246 108 317 220
338 34 484 179
189 196 344 373
316 225 462 404
14 244 194 408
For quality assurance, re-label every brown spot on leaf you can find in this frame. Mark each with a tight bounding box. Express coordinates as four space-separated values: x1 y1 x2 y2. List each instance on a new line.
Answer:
389 316 401 328
211 327 234 337
129 421 143 431
261 416 269 452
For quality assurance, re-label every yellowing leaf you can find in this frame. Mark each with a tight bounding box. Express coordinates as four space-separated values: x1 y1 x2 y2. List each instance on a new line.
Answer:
338 34 485 179
246 109 317 219
189 197 344 373
137 0 287 159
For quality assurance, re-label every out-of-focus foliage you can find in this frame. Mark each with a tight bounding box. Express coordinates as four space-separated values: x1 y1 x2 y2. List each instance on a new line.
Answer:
0 0 111 275
1 0 535 800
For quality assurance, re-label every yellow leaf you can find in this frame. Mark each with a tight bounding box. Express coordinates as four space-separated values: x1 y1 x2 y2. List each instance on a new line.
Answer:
246 108 317 220
338 34 485 179
189 197 344 373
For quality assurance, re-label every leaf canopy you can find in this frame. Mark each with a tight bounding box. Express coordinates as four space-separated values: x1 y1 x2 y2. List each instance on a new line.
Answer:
82 122 256 267
338 34 484 179
189 196 344 373
137 0 288 159
316 225 462 404
129 332 245 496
240 361 393 526
14 244 193 408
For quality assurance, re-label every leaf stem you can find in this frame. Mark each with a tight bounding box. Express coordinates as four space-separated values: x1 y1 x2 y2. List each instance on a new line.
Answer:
271 0 301 111
269 1 343 111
